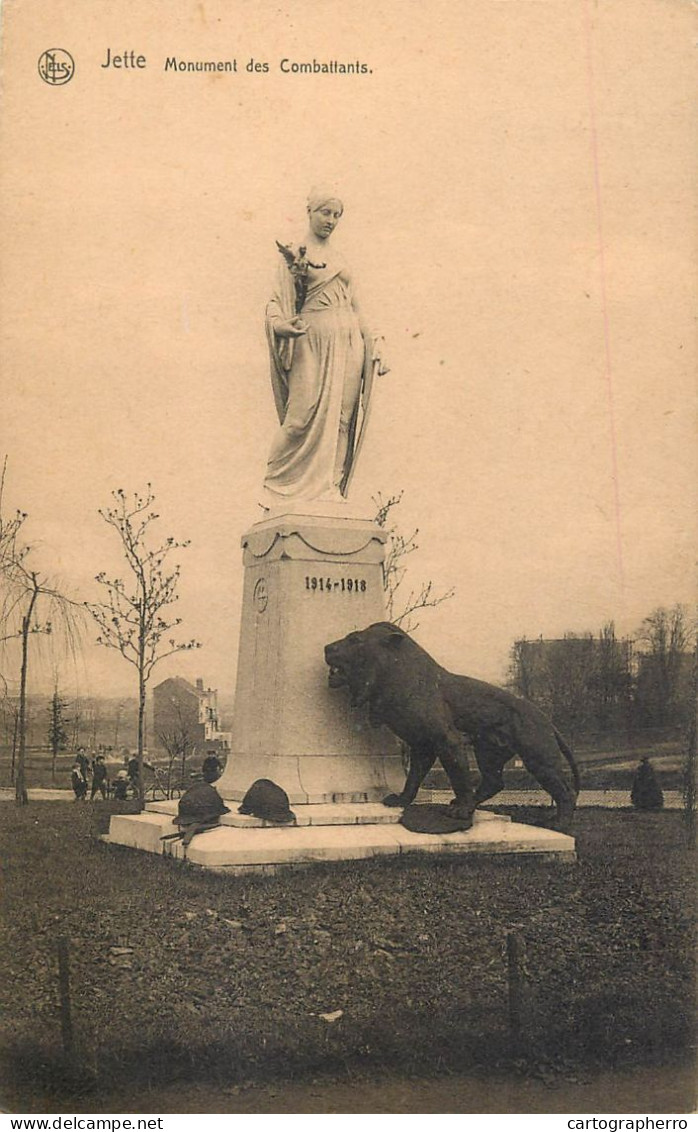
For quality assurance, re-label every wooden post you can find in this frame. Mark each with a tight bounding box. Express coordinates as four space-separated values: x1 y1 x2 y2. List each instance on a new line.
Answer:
506 931 525 1056
57 937 74 1057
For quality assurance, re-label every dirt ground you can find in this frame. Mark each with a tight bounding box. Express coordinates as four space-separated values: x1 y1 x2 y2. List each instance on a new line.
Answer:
2 804 694 1117
4 1064 695 1115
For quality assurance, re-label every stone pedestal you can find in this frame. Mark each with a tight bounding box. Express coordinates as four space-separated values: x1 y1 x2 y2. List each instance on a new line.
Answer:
105 802 577 873
105 505 578 871
215 510 404 805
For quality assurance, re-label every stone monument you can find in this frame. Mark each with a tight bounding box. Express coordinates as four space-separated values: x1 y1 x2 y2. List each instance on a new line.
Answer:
106 188 576 869
217 184 402 805
214 508 405 805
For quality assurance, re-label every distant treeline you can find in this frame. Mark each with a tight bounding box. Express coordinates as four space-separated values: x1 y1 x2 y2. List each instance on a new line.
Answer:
0 695 141 754
508 605 696 742
2 605 694 754
0 694 229 753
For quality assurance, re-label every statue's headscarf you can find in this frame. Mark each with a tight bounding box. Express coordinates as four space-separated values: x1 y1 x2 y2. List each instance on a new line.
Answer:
307 185 344 214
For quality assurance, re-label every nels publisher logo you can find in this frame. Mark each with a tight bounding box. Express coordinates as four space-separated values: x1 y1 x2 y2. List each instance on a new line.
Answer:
38 48 75 85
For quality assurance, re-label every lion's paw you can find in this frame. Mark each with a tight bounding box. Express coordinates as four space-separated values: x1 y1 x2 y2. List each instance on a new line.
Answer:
382 793 405 808
445 800 475 827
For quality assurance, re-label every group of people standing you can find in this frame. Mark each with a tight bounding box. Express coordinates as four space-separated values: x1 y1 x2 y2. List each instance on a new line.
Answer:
71 752 150 801
70 750 110 801
70 749 224 801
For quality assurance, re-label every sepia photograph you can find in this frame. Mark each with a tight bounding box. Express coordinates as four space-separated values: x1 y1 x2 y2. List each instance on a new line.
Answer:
0 0 695 1119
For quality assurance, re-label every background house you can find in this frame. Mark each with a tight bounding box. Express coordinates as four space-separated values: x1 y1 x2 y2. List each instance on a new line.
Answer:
152 676 231 762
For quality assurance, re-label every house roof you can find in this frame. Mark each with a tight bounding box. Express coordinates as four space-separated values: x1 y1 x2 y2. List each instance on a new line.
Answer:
153 676 212 698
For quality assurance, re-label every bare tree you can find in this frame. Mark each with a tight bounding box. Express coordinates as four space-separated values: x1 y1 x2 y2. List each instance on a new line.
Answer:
47 685 70 784
635 604 694 728
70 700 83 751
0 693 20 783
157 698 198 798
113 699 126 750
0 687 16 746
84 697 101 750
507 636 541 701
373 491 455 632
87 485 201 807
508 632 608 739
0 458 83 804
589 621 633 732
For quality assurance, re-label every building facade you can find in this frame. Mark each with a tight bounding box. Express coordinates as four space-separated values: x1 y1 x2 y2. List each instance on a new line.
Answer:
152 676 231 758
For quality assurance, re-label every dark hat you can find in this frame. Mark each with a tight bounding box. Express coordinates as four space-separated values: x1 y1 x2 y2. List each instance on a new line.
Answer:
175 781 230 828
238 779 296 824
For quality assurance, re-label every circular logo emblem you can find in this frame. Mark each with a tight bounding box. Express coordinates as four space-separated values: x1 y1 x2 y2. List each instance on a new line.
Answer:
38 49 75 85
253 577 269 613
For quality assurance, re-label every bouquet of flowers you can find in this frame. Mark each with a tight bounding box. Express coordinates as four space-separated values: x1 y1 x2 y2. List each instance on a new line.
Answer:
276 241 325 314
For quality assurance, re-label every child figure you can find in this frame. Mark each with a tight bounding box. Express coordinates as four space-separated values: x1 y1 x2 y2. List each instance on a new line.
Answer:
112 769 130 801
71 762 87 802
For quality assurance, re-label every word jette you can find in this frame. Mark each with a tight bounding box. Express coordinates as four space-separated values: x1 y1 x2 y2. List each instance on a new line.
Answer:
100 48 146 68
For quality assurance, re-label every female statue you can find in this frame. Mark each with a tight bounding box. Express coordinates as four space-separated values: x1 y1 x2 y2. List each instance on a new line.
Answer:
262 188 388 507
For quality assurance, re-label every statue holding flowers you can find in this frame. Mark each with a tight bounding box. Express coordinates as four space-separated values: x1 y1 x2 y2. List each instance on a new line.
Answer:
262 187 389 507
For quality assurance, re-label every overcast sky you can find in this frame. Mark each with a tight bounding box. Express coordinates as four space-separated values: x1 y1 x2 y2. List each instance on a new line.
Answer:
1 0 695 700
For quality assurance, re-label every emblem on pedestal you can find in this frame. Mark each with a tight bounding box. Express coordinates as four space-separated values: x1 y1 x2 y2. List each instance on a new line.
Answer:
253 577 268 612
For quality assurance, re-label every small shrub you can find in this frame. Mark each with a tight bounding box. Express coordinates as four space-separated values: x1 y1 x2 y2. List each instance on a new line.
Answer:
631 758 664 812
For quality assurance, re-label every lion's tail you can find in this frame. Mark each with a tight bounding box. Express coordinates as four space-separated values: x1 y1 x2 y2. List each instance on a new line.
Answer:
554 727 581 795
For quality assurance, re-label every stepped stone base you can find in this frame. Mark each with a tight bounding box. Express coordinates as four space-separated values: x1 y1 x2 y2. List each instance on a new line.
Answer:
141 798 511 828
105 803 576 874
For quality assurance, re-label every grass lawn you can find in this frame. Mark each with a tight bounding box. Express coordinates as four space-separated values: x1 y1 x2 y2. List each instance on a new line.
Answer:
425 743 686 792
0 801 694 1111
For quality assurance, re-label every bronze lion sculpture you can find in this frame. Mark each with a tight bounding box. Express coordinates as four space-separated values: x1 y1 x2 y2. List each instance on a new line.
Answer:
325 622 579 831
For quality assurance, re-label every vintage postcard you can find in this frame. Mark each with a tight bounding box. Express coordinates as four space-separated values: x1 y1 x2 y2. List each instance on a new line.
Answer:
0 0 695 1119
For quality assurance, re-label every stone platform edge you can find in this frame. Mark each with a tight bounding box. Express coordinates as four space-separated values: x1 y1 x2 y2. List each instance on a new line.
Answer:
144 799 512 828
104 808 576 873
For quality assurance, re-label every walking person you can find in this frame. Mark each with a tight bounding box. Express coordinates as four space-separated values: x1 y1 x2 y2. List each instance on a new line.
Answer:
127 755 140 794
90 755 109 801
76 748 90 781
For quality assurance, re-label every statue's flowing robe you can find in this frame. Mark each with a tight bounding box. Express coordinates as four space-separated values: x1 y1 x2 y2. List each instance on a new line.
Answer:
263 255 372 503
